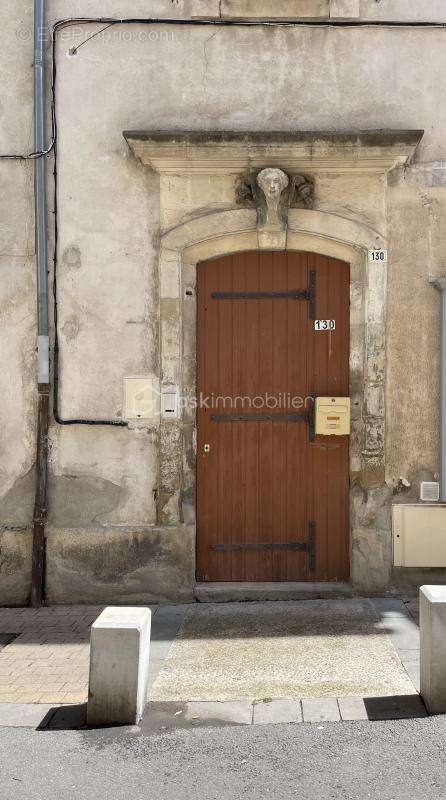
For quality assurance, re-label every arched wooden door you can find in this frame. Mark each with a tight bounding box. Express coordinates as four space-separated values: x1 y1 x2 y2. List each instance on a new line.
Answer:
196 251 350 582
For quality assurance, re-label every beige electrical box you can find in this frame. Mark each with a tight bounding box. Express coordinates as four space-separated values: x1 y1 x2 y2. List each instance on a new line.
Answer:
393 504 446 567
123 376 159 420
315 397 351 436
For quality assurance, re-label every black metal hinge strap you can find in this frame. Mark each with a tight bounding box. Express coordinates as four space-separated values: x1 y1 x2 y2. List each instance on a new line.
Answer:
308 520 316 572
212 289 311 300
308 269 316 320
211 412 310 422
211 269 316 319
212 520 316 569
212 542 309 552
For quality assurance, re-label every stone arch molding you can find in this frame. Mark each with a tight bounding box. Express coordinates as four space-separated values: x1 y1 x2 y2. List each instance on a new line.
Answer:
157 206 387 550
160 207 386 269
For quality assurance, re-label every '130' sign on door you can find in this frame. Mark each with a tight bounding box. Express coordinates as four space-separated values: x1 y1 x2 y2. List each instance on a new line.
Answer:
314 320 336 331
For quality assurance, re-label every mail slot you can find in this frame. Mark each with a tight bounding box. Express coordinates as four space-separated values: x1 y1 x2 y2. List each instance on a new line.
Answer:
315 397 351 436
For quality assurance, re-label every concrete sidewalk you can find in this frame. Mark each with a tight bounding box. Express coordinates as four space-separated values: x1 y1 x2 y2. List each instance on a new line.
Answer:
0 598 422 727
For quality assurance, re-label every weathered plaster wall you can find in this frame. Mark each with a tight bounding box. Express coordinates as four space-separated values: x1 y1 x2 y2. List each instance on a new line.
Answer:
2 2 446 602
44 526 195 604
192 0 446 22
361 0 446 21
386 175 446 488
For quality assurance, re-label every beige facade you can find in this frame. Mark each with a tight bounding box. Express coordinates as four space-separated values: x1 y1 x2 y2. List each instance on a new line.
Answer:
2 1 446 604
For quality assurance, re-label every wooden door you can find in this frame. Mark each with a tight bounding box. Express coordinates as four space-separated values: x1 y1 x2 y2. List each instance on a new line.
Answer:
196 251 350 582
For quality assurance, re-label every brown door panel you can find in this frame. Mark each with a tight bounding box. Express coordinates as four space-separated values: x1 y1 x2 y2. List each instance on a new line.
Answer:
196 251 350 582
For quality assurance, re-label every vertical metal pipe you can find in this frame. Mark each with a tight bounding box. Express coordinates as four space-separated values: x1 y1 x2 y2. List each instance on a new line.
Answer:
433 278 446 502
31 0 49 607
34 0 49 371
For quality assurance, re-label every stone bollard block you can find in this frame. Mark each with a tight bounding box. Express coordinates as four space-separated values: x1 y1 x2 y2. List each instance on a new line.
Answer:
87 607 151 726
420 586 446 715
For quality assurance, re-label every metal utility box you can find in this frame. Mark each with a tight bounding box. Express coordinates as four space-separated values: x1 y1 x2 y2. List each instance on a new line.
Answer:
393 504 446 567
315 397 351 436
123 376 159 420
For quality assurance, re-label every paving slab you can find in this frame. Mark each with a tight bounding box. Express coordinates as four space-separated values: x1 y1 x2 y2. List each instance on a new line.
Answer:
184 701 253 725
338 697 368 721
380 616 420 651
253 698 302 725
0 702 55 728
370 598 409 618
302 698 340 723
363 694 427 721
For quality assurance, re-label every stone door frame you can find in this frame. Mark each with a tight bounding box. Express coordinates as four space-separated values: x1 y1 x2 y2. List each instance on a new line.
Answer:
157 207 387 585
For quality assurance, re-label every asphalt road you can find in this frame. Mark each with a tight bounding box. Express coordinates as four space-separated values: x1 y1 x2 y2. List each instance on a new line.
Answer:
1 716 446 800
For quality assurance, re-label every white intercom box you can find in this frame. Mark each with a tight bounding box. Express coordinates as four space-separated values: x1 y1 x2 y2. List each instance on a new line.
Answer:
161 389 179 419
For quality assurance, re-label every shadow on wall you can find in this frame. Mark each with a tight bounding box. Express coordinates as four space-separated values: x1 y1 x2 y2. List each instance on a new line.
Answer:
0 469 35 528
47 475 123 526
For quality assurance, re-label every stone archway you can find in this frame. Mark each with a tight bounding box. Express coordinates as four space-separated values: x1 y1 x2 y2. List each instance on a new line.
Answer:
157 208 388 587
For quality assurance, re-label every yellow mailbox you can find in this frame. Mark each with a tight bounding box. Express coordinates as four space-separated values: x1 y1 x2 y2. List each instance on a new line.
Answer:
315 397 351 436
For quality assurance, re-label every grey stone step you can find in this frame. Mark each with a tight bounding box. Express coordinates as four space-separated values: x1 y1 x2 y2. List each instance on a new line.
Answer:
194 582 358 603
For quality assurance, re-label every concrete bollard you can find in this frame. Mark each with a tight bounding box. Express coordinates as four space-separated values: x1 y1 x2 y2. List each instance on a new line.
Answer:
420 586 446 715
87 606 151 726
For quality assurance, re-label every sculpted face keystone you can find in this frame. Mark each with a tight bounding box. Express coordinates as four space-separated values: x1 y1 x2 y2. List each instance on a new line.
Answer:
256 168 289 230
235 166 314 248
257 167 289 202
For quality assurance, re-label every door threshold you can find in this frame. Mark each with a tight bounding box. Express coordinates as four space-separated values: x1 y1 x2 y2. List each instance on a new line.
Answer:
194 582 356 603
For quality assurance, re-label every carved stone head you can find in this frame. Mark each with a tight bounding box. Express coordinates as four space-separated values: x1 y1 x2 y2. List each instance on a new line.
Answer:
256 168 290 235
256 167 289 204
235 166 314 248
